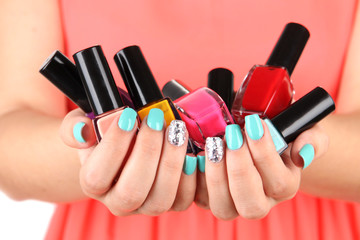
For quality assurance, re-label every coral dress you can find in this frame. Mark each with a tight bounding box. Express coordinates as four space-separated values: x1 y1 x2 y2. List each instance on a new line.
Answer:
47 0 360 239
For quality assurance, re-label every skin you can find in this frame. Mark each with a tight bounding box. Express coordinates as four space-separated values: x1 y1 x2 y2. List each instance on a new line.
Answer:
0 0 360 220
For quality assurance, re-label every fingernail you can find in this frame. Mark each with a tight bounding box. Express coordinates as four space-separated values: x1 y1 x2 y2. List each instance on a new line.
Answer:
206 137 224 163
245 114 264 140
299 144 315 169
168 120 186 147
73 122 86 143
197 155 205 173
183 155 197 175
147 108 164 131
118 108 137 131
225 124 243 150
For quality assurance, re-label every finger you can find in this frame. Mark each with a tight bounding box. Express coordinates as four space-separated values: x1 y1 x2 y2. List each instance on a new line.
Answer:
244 114 301 200
290 123 328 169
60 108 96 148
138 120 189 215
225 124 271 219
194 152 210 209
106 108 165 214
171 153 197 212
205 137 238 220
79 108 138 198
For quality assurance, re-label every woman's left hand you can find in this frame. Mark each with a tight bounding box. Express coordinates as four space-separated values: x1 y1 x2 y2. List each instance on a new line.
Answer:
201 114 329 220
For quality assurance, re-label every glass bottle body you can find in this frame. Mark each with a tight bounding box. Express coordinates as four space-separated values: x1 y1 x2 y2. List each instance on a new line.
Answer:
232 65 294 126
175 87 234 149
93 107 127 142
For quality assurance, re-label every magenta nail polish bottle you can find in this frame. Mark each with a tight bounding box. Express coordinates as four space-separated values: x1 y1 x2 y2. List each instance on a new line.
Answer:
163 79 234 149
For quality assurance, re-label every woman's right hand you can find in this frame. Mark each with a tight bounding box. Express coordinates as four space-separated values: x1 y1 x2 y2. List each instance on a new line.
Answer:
60 107 196 216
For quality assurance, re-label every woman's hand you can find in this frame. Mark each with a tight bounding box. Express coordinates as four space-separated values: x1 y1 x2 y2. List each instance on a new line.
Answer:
200 114 329 220
60 107 196 216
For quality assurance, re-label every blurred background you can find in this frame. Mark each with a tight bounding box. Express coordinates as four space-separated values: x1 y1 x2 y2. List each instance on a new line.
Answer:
0 192 54 239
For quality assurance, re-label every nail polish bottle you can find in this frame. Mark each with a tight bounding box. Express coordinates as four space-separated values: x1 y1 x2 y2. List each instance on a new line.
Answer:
232 22 310 126
73 45 130 142
39 50 134 119
162 79 234 149
114 45 179 127
39 50 94 118
265 87 335 154
207 68 234 110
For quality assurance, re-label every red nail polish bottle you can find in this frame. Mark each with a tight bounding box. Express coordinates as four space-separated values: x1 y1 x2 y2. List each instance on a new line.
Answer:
232 22 310 126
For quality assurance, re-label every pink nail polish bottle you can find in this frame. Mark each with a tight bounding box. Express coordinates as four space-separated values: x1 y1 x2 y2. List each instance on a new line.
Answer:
163 80 234 149
74 45 128 142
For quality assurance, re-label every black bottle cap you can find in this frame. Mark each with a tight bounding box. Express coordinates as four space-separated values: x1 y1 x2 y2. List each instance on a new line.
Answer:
73 45 124 116
39 50 92 113
162 79 191 101
271 87 335 143
266 22 310 76
114 45 164 109
207 68 234 109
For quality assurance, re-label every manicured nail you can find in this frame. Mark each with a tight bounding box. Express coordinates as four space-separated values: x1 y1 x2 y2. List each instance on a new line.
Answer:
147 108 164 131
245 114 264 140
197 155 205 173
73 122 86 143
168 120 186 146
118 108 137 131
299 144 315 169
206 137 224 163
183 155 197 175
225 124 243 150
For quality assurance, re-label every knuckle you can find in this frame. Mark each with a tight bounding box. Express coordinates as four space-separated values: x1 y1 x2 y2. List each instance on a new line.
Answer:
266 177 298 199
114 186 145 212
171 201 192 212
267 180 289 199
139 200 171 216
211 208 238 221
237 203 270 220
81 170 109 196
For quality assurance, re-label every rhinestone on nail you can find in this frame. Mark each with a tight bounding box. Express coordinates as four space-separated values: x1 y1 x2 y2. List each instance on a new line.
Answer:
206 137 224 163
168 120 186 147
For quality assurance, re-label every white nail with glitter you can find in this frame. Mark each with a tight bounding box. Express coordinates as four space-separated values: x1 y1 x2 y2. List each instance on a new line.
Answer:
168 120 186 147
206 137 224 163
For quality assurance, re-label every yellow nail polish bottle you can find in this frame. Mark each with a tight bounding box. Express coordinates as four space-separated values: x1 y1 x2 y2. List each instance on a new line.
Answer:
114 45 178 127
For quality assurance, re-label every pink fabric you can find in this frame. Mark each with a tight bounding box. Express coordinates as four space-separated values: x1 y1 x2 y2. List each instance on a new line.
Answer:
47 0 360 239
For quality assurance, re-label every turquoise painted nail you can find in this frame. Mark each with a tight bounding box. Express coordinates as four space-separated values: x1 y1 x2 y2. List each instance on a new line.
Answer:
118 108 137 131
147 108 164 131
183 155 197 175
245 114 264 140
299 144 315 169
226 124 243 150
73 122 86 143
197 155 205 173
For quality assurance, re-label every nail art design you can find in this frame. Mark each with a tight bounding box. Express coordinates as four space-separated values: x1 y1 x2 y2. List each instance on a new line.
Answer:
206 137 224 163
168 120 186 146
